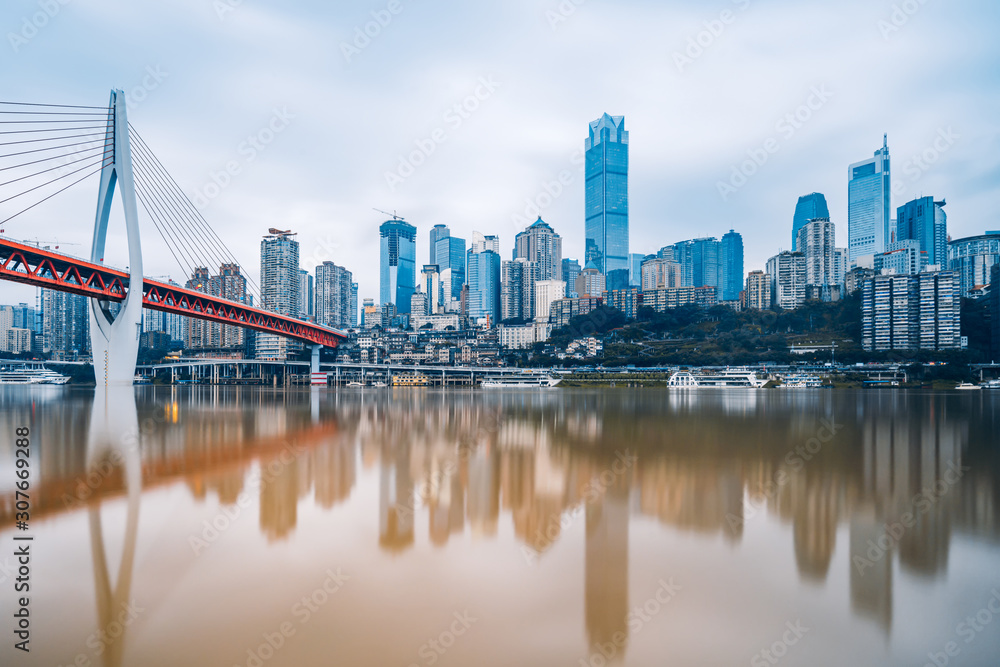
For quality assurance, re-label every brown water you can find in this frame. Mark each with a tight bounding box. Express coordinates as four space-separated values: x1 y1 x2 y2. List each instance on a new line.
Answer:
1 386 999 667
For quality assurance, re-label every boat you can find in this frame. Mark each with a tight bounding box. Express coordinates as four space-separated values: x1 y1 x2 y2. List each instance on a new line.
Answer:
955 382 980 391
981 379 1000 390
0 362 70 385
371 381 387 387
133 374 151 385
780 374 823 388
345 381 364 387
481 374 561 388
667 367 768 388
392 375 429 387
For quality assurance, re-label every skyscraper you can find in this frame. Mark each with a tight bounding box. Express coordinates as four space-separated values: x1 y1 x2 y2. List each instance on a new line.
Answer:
629 253 644 288
257 229 300 360
514 217 563 281
500 259 524 322
41 288 87 360
896 197 947 267
720 230 744 302
211 263 247 348
315 261 354 329
691 238 720 292
466 247 500 324
562 258 581 298
585 113 629 291
848 136 891 262
796 219 837 288
298 269 314 319
791 193 830 252
766 251 807 310
379 219 417 314
421 264 441 314
429 224 450 264
434 236 466 300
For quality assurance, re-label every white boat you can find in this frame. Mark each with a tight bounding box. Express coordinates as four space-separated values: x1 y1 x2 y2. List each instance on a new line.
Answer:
780 374 823 388
981 379 1000 390
345 381 364 387
0 362 70 385
955 382 980 391
668 367 768 389
371 381 387 387
481 375 561 388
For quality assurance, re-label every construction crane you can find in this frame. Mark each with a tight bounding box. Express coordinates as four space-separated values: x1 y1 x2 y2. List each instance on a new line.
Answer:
14 238 80 251
373 208 406 221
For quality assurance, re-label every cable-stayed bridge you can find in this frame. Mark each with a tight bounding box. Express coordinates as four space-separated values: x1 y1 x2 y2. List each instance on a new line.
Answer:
0 89 346 384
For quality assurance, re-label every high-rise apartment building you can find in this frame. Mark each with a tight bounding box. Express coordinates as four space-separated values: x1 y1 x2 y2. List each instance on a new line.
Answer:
211 263 248 348
641 257 681 291
380 219 417 313
585 113 629 291
500 260 524 322
257 229 300 360
41 288 88 360
861 270 959 351
515 217 562 281
576 263 605 297
897 197 947 268
848 136 892 262
429 224 450 264
874 240 927 276
796 219 837 288
791 193 830 252
298 269 314 319
315 261 354 329
720 230 744 302
766 251 807 310
534 279 566 322
744 270 772 310
948 231 1000 297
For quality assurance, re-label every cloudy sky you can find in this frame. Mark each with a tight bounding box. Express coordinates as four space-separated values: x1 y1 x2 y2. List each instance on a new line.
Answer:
2 0 999 307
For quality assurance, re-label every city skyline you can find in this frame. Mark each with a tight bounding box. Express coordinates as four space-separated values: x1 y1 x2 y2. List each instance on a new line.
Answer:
0 1 996 310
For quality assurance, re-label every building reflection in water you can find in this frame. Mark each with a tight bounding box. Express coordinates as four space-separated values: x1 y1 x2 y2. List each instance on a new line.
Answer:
1 386 999 659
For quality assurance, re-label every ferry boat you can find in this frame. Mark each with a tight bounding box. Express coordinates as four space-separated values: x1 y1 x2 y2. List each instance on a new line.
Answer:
780 374 823 388
0 362 70 385
392 375 429 387
481 375 561 388
667 367 768 389
345 381 364 387
983 379 1000 390
955 382 980 391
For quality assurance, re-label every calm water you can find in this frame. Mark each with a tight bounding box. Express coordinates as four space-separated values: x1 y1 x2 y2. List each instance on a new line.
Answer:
1 386 999 667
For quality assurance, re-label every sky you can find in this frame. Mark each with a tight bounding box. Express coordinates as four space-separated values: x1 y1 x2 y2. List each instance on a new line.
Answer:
1 0 999 308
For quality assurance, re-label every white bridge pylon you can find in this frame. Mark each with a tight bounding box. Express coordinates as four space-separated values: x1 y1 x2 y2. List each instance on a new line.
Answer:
90 89 143 386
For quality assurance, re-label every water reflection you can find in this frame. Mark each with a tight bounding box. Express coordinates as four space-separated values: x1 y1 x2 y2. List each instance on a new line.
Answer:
0 387 998 665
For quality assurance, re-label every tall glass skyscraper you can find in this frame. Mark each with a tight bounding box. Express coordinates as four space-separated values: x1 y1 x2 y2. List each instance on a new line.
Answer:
379 219 417 313
897 197 947 267
691 238 720 290
720 230 744 302
585 113 629 291
429 224 450 264
791 193 830 252
434 236 466 300
466 248 500 324
848 136 891 262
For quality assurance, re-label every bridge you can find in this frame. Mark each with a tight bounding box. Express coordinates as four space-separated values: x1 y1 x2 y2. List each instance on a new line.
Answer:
0 90 347 384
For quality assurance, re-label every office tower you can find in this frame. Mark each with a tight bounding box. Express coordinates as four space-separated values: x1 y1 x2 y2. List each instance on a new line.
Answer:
41 288 88 360
410 290 428 317
629 253 644 288
848 135 892 262
515 217 563 280
874 240 926 275
350 282 358 327
429 224 450 264
470 231 500 254
766 251 807 309
298 269 314 318
315 261 354 329
10 303 35 332
670 241 694 287
691 237 721 292
466 247 501 324
585 113 629 290
796 219 837 287
861 270 959 351
948 231 1000 297
896 197 947 268
791 193 830 251
534 279 566 322
421 265 441 314
435 236 466 299
745 271 771 310
500 260 524 322
257 229 301 360
562 259 581 298
641 257 680 291
834 248 848 286
720 230 744 302
576 263 606 297
379 219 417 313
